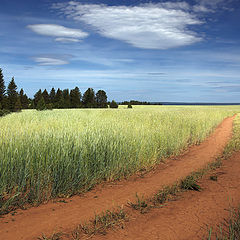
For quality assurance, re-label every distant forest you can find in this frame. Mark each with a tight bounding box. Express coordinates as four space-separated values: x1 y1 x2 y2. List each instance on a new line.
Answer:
0 68 152 113
0 68 120 112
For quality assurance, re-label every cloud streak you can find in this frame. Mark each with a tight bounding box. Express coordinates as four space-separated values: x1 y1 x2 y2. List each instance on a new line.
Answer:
27 24 88 42
53 2 203 49
33 56 69 65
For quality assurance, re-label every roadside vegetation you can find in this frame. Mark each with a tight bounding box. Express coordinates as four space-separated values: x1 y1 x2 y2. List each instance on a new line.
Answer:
207 115 240 240
208 207 240 240
1 106 240 214
38 207 128 240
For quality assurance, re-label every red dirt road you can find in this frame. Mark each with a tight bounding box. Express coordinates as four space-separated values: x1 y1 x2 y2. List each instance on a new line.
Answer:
0 116 234 240
93 151 240 240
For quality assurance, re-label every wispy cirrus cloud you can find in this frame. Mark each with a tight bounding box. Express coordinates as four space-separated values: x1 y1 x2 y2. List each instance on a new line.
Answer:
193 0 233 12
33 56 70 65
27 24 88 42
52 2 203 49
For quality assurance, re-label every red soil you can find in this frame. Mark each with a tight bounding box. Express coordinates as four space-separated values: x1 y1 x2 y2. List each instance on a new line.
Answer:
93 151 240 240
0 116 234 240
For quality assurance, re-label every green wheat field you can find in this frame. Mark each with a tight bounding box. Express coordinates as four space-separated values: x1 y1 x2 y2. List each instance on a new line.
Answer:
1 105 240 213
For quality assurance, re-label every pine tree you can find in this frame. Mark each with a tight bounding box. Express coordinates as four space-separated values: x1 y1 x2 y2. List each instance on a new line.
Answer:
7 77 18 111
82 88 96 108
62 89 70 108
34 89 42 106
29 99 35 109
36 97 46 111
19 88 29 109
0 68 6 108
49 87 56 104
70 87 81 108
19 88 24 103
54 88 64 108
42 89 50 104
15 96 22 112
2 96 9 110
96 90 108 108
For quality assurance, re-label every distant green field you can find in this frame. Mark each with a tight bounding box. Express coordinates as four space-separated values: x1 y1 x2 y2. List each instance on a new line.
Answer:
0 106 240 213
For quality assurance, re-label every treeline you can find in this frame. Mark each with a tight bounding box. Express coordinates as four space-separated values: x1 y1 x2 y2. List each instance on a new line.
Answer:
121 100 151 105
0 68 119 112
33 87 116 110
0 69 29 114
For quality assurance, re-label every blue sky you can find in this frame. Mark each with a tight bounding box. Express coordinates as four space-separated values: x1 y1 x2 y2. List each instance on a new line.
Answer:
1 0 240 102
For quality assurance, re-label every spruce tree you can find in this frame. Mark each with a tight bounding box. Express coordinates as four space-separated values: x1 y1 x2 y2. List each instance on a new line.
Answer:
34 89 42 106
62 89 70 108
7 77 18 111
96 90 108 108
29 99 35 109
0 68 6 108
19 88 24 103
82 88 96 108
36 97 46 111
70 87 81 108
15 96 22 112
49 87 56 104
19 88 29 109
42 89 50 104
55 88 63 108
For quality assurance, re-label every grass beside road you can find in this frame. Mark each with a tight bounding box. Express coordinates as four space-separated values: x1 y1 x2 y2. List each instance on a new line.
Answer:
0 106 239 214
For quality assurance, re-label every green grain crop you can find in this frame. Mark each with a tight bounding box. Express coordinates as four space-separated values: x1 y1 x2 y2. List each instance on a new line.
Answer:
0 106 239 213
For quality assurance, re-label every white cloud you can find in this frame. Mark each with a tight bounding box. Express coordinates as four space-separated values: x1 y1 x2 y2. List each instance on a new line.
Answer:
152 2 190 11
27 24 88 42
53 2 203 49
34 57 69 65
193 5 212 13
55 37 81 42
193 0 233 13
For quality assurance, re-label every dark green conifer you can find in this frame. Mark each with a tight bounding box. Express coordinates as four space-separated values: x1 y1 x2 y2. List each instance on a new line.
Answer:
96 90 108 108
54 88 63 108
7 77 18 111
62 89 70 108
0 68 6 108
49 87 56 104
19 88 29 109
82 88 96 108
42 89 50 104
34 89 42 106
36 96 46 111
15 96 22 112
70 87 81 108
109 100 118 108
